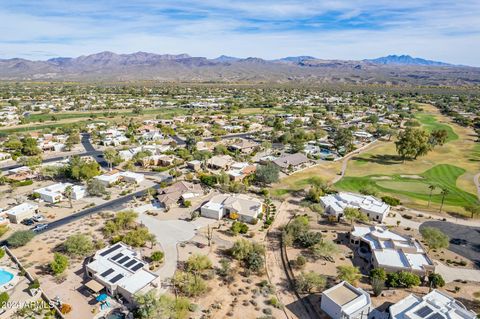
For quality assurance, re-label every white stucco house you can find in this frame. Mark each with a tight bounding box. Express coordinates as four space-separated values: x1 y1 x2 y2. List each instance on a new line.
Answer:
389 290 477 319
321 281 371 319
201 194 263 224
4 202 39 224
350 226 435 276
320 192 390 222
34 183 86 203
85 243 160 303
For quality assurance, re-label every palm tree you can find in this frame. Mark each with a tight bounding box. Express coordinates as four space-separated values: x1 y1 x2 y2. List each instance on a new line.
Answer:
439 188 450 213
427 184 436 208
64 185 73 208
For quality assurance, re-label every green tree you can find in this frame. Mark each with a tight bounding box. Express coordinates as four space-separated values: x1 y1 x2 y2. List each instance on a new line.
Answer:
173 271 208 297
64 185 73 208
104 148 120 170
186 254 212 273
332 127 354 154
336 265 362 286
311 240 340 258
420 227 449 251
157 294 191 319
255 163 280 185
230 221 249 235
50 253 69 275
429 129 448 147
295 271 326 293
387 271 421 288
21 137 41 156
134 290 160 319
0 292 9 306
395 127 431 161
343 207 369 227
151 251 164 264
428 273 445 288
465 205 480 219
87 179 107 196
63 234 94 257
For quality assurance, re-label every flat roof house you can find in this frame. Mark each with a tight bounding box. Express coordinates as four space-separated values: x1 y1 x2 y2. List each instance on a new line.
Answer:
35 183 86 204
389 290 476 319
5 202 39 224
207 155 234 170
321 281 371 319
320 192 390 222
201 194 263 224
94 171 145 186
85 243 160 303
350 226 435 276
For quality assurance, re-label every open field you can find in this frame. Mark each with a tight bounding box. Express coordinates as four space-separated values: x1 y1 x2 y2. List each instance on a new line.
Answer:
335 103 479 215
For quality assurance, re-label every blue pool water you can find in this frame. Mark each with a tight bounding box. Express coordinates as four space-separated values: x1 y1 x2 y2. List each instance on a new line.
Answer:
0 269 14 285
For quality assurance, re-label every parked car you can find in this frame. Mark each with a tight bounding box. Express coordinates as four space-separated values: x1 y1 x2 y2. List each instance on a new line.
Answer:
32 224 48 232
32 215 45 222
21 218 35 226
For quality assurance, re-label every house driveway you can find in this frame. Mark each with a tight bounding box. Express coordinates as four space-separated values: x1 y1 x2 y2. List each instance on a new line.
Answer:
433 261 480 283
137 213 216 292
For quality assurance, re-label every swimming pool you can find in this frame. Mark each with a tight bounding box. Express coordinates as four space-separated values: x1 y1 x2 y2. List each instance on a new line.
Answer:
0 269 14 286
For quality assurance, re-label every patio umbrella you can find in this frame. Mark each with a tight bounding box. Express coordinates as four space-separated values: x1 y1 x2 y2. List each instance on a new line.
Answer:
96 294 108 302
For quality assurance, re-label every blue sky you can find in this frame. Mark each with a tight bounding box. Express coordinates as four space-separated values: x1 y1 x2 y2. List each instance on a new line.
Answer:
0 0 479 65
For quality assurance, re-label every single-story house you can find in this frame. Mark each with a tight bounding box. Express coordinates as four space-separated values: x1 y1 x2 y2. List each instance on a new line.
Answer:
207 155 234 170
4 202 39 224
35 183 86 203
320 192 390 222
157 181 203 209
94 171 145 186
85 243 160 303
321 281 371 319
228 139 258 154
272 153 310 172
227 162 256 181
201 194 263 224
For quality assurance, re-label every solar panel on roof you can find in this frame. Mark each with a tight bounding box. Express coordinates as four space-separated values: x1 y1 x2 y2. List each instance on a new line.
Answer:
415 306 434 318
100 244 121 256
100 268 114 278
111 253 123 261
118 256 130 264
110 274 124 284
427 313 445 319
124 260 137 268
131 263 144 271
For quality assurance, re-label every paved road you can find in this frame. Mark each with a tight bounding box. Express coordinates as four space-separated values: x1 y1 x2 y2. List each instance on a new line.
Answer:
36 184 161 234
0 133 105 171
420 221 480 268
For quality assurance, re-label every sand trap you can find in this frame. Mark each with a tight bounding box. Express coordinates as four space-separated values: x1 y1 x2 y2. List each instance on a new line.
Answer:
400 175 424 179
372 176 392 180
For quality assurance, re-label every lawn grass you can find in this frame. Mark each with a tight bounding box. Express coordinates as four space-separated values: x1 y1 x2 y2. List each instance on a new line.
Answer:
334 103 479 214
335 164 478 208
415 113 459 142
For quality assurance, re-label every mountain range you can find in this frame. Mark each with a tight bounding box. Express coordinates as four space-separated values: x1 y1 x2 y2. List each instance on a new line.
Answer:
0 52 478 85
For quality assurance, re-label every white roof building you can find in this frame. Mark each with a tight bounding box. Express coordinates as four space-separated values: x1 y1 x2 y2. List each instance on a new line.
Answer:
321 281 371 319
94 171 145 186
85 243 160 303
4 202 39 224
320 192 390 222
350 226 435 275
389 290 477 319
35 183 86 203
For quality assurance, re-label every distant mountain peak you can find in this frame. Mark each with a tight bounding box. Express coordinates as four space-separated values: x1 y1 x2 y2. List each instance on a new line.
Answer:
366 54 452 66
276 56 317 63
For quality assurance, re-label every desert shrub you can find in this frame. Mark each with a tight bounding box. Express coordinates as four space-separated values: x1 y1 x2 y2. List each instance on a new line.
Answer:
6 230 35 248
381 196 401 206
